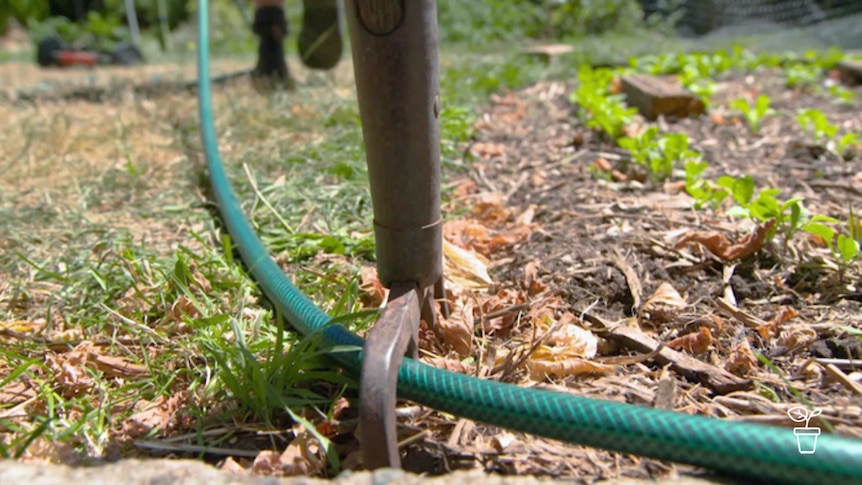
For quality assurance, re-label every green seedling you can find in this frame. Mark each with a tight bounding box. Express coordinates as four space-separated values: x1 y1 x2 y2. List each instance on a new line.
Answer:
784 62 822 90
687 79 718 107
718 175 809 248
826 84 857 106
618 126 659 167
571 66 637 140
684 160 729 210
804 47 845 70
633 47 757 80
797 108 838 144
837 133 860 158
658 133 699 173
797 108 860 158
619 129 700 182
802 206 861 279
731 95 775 134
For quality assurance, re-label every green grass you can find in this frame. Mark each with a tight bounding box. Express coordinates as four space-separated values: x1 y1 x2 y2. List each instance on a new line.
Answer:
0 42 557 464
6 20 847 467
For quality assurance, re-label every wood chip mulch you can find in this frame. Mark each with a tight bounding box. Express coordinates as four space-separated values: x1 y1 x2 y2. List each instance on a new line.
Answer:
398 67 862 482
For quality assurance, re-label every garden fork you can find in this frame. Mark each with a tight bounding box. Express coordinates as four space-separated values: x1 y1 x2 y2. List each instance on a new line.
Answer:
344 0 448 470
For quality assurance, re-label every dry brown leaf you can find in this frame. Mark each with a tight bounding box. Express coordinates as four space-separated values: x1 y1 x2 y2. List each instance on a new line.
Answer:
442 218 533 257
539 312 598 358
427 356 470 374
778 323 817 350
479 288 526 333
167 295 199 322
220 457 247 475
525 355 615 380
757 307 798 339
280 428 324 476
359 266 387 308
489 92 527 122
0 319 46 334
639 282 686 326
591 157 613 174
122 391 189 439
45 349 92 398
515 205 536 226
315 397 350 437
0 381 36 406
185 261 213 296
487 225 533 253
279 444 314 476
437 300 474 357
473 192 510 226
452 178 478 198
443 219 491 249
88 352 149 378
549 323 599 357
725 339 759 376
469 142 507 159
523 261 547 297
675 220 776 261
251 450 283 476
667 327 713 354
443 239 492 290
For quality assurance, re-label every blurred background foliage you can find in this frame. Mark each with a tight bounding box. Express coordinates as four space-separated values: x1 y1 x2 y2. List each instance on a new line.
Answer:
1 0 657 54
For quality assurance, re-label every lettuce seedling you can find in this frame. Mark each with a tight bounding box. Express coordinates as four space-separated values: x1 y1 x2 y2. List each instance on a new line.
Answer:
731 95 774 133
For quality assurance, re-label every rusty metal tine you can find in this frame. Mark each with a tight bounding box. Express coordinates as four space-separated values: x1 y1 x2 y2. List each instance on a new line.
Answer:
420 286 436 333
434 276 450 319
360 280 421 470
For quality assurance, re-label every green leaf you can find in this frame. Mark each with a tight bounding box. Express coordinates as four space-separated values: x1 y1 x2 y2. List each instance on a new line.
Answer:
726 205 750 218
685 160 709 179
809 214 840 224
802 223 836 249
717 175 755 206
836 234 860 262
839 132 859 151
785 200 806 233
750 192 782 221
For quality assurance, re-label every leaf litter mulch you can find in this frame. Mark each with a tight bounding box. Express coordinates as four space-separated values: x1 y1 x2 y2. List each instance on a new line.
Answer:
373 68 862 480
3 58 861 482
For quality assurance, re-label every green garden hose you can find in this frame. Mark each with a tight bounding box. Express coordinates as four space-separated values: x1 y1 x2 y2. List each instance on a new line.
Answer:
195 2 862 482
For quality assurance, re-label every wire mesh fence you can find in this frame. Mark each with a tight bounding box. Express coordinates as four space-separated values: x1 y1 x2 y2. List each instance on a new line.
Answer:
642 0 862 48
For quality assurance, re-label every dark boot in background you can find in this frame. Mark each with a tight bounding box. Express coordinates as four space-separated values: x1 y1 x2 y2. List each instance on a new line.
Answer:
298 0 343 70
252 5 295 89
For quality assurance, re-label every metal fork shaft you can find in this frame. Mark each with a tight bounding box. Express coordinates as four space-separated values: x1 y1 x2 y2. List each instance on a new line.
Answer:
345 0 443 289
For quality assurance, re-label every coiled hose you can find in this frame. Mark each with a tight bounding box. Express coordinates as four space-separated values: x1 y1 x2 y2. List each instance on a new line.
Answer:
195 2 862 482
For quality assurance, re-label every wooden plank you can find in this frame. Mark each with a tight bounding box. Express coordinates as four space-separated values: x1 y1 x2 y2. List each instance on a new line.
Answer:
520 44 574 63
620 74 705 121
835 58 862 86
